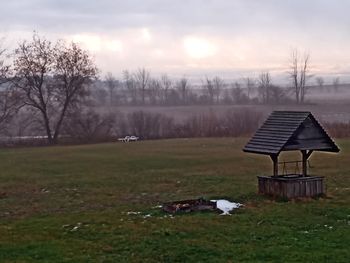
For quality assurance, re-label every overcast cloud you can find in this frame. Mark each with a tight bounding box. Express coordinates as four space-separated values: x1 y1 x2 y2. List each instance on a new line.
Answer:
1 0 349 81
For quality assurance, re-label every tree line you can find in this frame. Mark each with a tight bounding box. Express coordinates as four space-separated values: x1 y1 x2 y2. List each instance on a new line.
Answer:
0 34 346 145
92 49 319 106
95 70 305 107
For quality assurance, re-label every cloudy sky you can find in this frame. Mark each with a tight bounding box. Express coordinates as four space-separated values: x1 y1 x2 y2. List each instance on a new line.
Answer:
1 0 349 82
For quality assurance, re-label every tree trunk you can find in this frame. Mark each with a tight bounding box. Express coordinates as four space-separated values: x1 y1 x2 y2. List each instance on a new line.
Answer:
41 110 54 144
53 98 70 144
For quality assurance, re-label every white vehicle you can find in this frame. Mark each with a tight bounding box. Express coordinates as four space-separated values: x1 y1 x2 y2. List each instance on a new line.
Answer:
128 136 139 142
118 135 139 142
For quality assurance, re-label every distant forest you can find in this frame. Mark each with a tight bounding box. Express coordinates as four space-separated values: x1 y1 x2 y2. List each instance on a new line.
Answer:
0 34 349 146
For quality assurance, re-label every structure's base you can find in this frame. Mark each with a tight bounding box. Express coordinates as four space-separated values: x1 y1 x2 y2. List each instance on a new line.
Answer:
257 175 325 199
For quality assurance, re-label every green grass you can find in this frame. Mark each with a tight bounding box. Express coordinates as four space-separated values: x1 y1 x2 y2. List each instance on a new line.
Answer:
0 138 349 262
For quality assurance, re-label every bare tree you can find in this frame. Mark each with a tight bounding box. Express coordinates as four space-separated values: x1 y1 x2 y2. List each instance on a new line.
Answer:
269 85 286 104
258 72 272 104
148 78 161 105
127 110 171 139
123 70 137 105
243 77 255 100
230 82 249 104
176 77 190 104
134 68 150 105
203 76 223 104
231 83 243 104
160 74 172 104
13 34 97 144
13 35 54 143
204 77 215 104
212 76 224 104
289 49 311 104
105 72 117 106
316 77 324 91
53 42 98 143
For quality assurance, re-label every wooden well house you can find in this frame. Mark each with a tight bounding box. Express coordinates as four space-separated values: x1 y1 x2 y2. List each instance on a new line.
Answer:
243 111 339 199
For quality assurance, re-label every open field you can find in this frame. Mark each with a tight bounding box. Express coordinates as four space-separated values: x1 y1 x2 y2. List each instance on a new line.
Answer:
0 138 349 262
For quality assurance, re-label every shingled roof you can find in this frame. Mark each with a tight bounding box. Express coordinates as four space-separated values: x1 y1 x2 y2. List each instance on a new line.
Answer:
243 111 339 155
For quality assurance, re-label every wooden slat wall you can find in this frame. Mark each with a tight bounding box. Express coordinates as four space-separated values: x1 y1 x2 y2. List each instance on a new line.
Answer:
258 176 325 199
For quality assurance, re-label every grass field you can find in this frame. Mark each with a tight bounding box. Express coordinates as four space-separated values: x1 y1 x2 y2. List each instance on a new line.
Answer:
0 138 349 262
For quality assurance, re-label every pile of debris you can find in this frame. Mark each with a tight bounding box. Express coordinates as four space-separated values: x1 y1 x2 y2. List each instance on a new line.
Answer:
162 198 242 215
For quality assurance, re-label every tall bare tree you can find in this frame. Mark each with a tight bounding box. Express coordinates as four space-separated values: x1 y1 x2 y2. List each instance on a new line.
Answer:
204 77 215 104
13 35 54 142
160 74 172 104
204 76 223 104
243 77 255 100
289 49 311 104
53 42 97 143
258 72 272 104
134 68 150 105
13 34 97 144
105 72 117 106
212 76 224 104
176 77 189 104
123 70 137 105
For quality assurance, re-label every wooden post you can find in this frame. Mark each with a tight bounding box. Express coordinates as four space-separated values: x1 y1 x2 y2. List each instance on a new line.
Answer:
270 154 278 177
301 150 314 177
301 150 307 177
